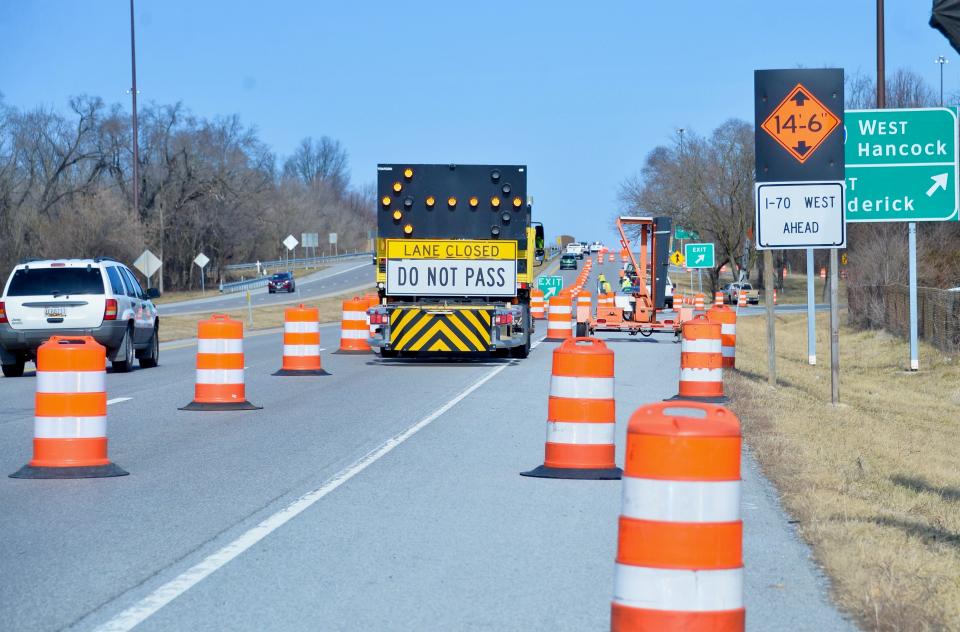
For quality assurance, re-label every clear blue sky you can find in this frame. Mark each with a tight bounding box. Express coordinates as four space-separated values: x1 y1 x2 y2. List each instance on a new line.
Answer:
0 1 953 245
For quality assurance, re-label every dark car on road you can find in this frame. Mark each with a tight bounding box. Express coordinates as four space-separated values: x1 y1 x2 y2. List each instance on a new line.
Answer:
560 254 578 270
268 271 296 293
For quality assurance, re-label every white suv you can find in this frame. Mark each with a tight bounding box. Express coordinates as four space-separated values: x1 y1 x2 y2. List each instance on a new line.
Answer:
0 258 160 376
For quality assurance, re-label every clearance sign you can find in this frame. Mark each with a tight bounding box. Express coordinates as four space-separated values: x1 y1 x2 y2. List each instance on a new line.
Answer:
386 239 518 296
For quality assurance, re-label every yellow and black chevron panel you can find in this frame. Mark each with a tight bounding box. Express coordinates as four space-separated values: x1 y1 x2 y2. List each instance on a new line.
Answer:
389 307 492 352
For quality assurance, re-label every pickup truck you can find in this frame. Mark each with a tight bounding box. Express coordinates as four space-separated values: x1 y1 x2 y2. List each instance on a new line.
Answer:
723 282 760 305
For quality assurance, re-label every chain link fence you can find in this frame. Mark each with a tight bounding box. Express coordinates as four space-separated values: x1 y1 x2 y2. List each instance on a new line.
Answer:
847 283 960 352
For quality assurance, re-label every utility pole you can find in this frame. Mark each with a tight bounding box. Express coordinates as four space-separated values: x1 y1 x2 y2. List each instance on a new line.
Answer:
129 0 140 229
937 56 948 107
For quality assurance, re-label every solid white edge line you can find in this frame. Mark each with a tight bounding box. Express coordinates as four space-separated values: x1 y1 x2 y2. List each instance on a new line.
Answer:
92 336 544 632
106 397 132 406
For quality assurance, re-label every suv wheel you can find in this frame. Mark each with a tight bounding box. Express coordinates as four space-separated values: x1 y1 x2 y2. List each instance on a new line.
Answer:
139 326 160 368
112 326 136 373
1 355 25 378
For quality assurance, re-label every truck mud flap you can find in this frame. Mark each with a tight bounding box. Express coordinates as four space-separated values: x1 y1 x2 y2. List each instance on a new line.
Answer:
389 308 492 352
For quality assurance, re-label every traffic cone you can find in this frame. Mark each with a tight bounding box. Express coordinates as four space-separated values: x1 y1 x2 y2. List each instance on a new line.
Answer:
667 314 726 403
336 297 371 354
10 336 127 479
522 337 621 480
273 304 329 376
611 402 743 630
180 314 261 411
576 289 592 323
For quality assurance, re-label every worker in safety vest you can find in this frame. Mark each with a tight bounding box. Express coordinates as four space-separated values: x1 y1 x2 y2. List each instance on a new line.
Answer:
621 275 633 291
598 273 611 295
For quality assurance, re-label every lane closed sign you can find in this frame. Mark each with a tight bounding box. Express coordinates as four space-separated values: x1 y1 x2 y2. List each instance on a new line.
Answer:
755 182 846 249
386 259 517 296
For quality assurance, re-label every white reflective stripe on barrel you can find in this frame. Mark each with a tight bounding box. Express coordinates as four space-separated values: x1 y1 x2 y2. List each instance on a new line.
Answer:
342 311 367 321
680 368 723 382
196 369 245 384
721 347 735 358
546 421 615 445
36 371 105 393
340 330 368 339
197 338 243 354
613 566 743 611
721 324 736 335
34 416 107 439
285 321 319 334
620 477 741 522
549 306 572 315
550 375 614 399
681 338 722 353
283 344 321 357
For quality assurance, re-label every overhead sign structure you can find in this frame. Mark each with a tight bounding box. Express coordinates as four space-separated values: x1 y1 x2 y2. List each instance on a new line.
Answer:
683 243 715 269
754 69 846 249
845 108 959 222
669 251 685 266
282 235 299 251
133 249 162 278
536 275 564 299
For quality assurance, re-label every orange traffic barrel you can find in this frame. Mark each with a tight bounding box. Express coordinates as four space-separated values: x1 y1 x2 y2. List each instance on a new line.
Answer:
707 303 737 369
363 293 380 338
620 248 629 263
576 289 592 323
10 336 127 479
545 293 574 341
336 297 371 354
714 291 724 307
737 290 747 308
668 314 726 403
531 289 546 320
673 292 683 309
180 314 261 411
608 253 614 263
611 402 743 631
522 338 620 480
273 304 329 376
694 293 705 311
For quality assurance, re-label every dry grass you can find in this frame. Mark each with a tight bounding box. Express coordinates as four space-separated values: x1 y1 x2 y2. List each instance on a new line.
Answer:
728 312 960 631
154 268 325 305
158 288 375 343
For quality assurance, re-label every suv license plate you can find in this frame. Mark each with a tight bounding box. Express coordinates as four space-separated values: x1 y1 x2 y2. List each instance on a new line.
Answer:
44 307 66 318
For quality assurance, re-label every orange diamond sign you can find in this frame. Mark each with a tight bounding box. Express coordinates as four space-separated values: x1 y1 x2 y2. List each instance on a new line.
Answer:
760 83 840 164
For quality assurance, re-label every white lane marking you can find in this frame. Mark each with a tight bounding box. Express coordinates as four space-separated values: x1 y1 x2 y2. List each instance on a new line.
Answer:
106 397 132 406
92 339 541 632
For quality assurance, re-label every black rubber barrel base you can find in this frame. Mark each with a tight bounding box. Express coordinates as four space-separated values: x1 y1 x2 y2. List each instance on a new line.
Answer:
333 349 371 355
272 369 330 376
179 401 262 411
542 337 572 343
520 465 622 480
664 394 730 404
10 462 129 479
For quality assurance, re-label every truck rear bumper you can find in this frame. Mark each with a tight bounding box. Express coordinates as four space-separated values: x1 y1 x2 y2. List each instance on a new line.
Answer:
369 304 524 352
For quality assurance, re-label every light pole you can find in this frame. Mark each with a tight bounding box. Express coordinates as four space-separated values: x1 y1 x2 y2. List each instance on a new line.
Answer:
936 55 948 106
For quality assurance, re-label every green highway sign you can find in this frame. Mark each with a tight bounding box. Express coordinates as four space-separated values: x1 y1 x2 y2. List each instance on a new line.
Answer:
683 243 715 269
845 108 959 222
536 275 564 299
675 227 698 240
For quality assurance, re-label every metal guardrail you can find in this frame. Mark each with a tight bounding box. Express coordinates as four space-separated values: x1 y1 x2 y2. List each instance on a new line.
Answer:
225 251 372 273
219 276 270 294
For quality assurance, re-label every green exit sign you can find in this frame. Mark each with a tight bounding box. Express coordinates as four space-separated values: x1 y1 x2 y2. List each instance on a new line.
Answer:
683 243 715 269
536 275 564 299
846 108 959 222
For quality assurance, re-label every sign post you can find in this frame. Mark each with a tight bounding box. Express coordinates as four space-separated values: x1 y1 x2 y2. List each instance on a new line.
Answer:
282 234 298 271
133 249 162 290
329 232 338 257
806 248 816 364
845 107 959 370
193 252 210 295
755 68 845 398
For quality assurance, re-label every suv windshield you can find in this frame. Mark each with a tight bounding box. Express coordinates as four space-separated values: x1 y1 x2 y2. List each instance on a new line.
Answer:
741 284 752 290
6 267 105 297
271 273 290 280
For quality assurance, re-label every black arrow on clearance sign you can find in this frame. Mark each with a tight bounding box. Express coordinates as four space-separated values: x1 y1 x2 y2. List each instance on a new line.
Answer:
793 140 811 156
791 90 809 106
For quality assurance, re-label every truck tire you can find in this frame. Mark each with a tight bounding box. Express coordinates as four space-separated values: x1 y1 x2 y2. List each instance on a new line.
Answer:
1 355 25 378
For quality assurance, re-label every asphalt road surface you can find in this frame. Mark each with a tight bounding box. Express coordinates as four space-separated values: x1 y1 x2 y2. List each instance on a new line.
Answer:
158 256 375 316
0 255 855 631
